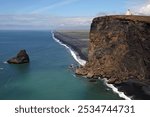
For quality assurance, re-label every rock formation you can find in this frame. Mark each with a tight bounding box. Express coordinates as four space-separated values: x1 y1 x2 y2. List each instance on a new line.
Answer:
76 15 150 84
7 49 30 64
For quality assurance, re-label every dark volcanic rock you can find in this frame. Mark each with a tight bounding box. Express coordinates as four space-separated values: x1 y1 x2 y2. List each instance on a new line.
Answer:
7 49 30 64
76 15 150 84
115 79 150 100
89 79 97 82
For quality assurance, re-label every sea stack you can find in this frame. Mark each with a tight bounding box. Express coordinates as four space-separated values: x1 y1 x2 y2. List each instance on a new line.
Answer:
7 49 30 64
76 15 150 84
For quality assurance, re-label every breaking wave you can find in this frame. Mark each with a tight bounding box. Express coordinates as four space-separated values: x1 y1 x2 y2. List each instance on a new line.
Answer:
102 78 131 100
52 31 86 66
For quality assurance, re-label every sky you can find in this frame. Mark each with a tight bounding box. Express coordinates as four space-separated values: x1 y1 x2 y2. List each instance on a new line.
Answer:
0 0 149 30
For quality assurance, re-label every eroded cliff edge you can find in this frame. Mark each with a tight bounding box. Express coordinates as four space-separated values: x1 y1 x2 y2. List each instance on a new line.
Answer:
76 15 150 85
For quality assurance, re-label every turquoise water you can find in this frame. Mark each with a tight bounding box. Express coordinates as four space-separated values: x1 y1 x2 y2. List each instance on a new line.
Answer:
0 30 121 100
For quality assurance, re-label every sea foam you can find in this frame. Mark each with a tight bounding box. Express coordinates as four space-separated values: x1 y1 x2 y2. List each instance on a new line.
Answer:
52 31 131 100
3 61 7 64
102 78 131 100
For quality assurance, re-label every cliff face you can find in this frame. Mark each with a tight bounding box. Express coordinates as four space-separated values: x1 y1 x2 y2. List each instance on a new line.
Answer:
76 15 150 84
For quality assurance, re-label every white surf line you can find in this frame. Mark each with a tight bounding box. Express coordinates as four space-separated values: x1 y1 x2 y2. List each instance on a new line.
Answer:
51 31 131 100
51 31 86 66
102 78 131 100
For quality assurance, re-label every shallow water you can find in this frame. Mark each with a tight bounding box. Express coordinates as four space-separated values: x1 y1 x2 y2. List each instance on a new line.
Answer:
0 30 122 100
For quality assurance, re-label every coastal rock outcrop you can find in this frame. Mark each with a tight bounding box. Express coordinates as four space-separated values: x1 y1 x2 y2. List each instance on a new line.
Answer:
76 15 150 84
7 49 30 64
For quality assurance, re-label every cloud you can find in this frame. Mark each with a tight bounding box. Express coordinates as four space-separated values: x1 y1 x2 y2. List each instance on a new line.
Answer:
96 0 150 16
127 0 150 15
0 14 92 30
138 3 150 15
31 0 80 14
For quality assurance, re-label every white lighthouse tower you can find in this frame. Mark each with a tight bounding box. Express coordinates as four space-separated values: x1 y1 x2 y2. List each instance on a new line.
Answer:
126 9 132 15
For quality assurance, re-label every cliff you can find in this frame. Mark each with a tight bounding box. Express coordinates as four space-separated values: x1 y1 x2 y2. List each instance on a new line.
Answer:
76 15 150 84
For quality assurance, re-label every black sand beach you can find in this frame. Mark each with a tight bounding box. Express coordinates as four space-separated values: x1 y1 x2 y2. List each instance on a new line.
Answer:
54 31 89 61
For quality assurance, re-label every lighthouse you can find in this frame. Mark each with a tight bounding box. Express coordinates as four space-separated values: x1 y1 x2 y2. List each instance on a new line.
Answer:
126 9 132 15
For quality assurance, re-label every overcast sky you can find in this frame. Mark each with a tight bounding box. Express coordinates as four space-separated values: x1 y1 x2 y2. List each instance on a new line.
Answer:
0 0 149 30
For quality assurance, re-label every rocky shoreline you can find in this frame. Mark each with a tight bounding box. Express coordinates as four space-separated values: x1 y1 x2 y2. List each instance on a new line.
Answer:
54 15 150 99
54 31 131 100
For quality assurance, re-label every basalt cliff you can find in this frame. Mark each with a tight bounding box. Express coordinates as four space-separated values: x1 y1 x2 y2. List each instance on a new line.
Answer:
76 15 150 85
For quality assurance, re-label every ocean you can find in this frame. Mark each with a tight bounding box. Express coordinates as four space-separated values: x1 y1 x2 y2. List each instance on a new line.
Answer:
0 30 123 100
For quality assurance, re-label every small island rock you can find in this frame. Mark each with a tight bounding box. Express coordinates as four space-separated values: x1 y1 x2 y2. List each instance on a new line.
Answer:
7 49 30 64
